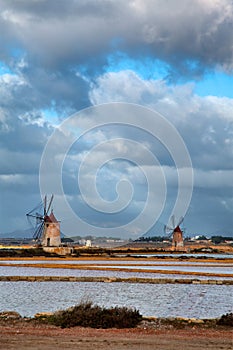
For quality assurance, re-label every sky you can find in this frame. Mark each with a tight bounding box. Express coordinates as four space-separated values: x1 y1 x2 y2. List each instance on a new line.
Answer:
0 0 232 239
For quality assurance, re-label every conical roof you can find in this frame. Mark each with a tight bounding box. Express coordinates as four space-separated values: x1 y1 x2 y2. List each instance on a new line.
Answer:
44 211 59 223
48 211 58 223
174 225 182 233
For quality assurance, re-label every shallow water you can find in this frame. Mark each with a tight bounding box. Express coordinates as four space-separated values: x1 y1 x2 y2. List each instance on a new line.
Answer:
95 265 233 274
0 264 232 280
1 257 232 319
0 281 232 319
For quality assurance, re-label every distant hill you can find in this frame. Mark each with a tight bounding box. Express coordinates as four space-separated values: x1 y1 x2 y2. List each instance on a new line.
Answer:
0 228 34 239
211 229 233 237
0 228 66 239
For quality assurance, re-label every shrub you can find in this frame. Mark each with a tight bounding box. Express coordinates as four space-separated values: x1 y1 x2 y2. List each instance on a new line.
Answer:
46 301 142 329
217 313 233 327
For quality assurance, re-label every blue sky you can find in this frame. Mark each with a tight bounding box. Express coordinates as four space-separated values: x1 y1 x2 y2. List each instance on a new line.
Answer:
106 54 233 98
194 72 233 98
0 0 232 238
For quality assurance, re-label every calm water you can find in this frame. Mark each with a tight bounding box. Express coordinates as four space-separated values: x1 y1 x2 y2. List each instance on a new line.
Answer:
1 257 233 277
0 281 232 319
95 265 233 274
3 265 232 280
0 257 232 319
0 263 232 279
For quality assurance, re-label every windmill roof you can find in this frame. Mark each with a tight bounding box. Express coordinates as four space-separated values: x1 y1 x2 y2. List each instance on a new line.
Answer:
45 211 59 223
174 225 182 233
49 212 58 223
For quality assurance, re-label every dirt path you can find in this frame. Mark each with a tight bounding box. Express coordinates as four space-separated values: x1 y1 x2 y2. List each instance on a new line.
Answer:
1 322 232 350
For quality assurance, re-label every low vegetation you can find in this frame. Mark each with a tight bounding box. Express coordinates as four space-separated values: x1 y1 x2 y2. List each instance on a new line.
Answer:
0 248 59 257
136 235 232 244
217 313 233 327
43 301 142 329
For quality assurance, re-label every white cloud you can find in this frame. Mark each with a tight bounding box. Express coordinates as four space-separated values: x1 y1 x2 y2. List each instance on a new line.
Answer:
194 169 233 188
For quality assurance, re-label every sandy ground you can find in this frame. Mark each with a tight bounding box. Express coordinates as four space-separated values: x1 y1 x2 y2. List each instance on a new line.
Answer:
0 320 232 350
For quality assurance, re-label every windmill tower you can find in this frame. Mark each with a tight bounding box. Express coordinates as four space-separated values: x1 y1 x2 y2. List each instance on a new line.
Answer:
26 195 61 247
164 215 184 250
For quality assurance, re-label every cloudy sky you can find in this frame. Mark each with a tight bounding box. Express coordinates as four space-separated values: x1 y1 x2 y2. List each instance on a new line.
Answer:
0 0 232 238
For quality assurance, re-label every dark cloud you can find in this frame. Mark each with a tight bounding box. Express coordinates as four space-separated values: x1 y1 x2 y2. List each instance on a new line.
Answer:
0 0 232 124
1 0 232 76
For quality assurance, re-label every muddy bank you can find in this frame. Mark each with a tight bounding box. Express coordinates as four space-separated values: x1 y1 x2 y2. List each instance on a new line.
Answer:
0 315 232 350
0 275 232 284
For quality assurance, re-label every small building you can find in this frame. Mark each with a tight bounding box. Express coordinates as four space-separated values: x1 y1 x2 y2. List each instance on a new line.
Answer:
41 211 61 247
85 239 92 247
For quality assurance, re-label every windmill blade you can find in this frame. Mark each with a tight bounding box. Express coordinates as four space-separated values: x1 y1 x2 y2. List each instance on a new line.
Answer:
33 221 44 241
46 194 54 215
26 200 43 216
165 224 174 231
27 212 44 219
26 211 44 230
26 213 41 218
44 195 47 216
164 225 173 234
164 226 174 238
26 213 35 228
171 215 176 229
36 214 44 225
168 231 174 238
177 216 184 227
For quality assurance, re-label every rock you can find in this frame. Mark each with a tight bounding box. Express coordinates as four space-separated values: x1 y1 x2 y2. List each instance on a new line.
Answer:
142 316 157 321
163 317 176 322
0 311 22 319
175 317 189 322
188 318 204 324
104 277 117 283
34 312 54 319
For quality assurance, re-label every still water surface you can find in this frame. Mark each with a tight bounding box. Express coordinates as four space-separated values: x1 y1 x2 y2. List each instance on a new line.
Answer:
1 263 232 279
0 257 232 319
0 281 232 319
2 265 229 280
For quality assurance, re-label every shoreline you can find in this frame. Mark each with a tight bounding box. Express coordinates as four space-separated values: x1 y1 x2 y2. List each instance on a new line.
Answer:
0 315 232 350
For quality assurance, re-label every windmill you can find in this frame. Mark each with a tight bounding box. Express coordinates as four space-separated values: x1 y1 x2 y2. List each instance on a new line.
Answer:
26 195 61 247
164 215 184 249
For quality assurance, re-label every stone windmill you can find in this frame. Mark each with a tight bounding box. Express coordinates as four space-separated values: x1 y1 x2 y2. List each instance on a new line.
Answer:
26 195 61 247
164 215 184 250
